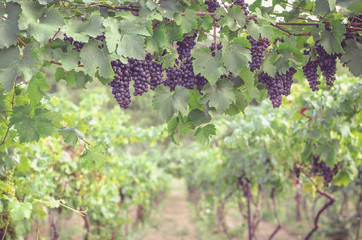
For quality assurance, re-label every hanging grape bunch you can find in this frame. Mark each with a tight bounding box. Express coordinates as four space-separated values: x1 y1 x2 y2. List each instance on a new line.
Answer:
247 35 270 72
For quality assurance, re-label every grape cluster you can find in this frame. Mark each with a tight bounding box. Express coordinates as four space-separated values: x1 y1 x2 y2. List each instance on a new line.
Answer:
273 37 284 45
316 45 337 86
109 54 163 108
302 60 320 91
177 34 197 60
109 60 132 108
310 155 340 184
64 33 105 52
163 34 208 93
63 34 85 52
231 0 250 28
164 57 207 92
209 42 222 56
258 68 296 108
205 0 220 13
247 35 270 72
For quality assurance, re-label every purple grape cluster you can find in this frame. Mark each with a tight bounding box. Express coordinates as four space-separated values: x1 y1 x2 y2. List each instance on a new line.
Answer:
316 45 337 86
64 33 105 52
177 34 197 60
109 54 163 108
273 37 284 45
247 35 270 72
302 60 320 91
209 42 222 56
109 60 132 108
310 155 340 184
63 34 85 52
231 0 250 28
205 0 220 13
258 68 296 108
164 58 207 92
163 34 208 93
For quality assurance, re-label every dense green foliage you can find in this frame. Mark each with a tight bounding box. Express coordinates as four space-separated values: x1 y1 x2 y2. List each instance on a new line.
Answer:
0 0 361 239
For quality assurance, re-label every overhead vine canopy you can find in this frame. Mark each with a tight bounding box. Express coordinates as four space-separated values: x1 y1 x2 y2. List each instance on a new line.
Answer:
0 0 361 142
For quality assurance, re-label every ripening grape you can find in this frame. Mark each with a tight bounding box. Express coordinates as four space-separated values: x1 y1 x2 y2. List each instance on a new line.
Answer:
205 0 220 13
258 68 296 108
310 155 340 184
316 45 337 86
303 60 320 91
177 34 197 60
247 35 270 72
109 60 132 108
209 42 222 57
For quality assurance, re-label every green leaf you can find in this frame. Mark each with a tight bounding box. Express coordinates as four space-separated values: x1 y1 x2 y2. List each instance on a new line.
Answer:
0 46 20 91
319 20 345 54
80 145 107 170
165 23 183 42
59 46 80 71
225 90 248 116
103 17 121 53
218 6 246 31
328 0 336 10
19 2 65 43
57 127 79 144
194 124 216 143
201 79 235 113
188 109 211 127
222 39 250 74
147 25 167 52
80 41 114 78
26 72 50 106
117 35 146 60
175 9 198 33
152 86 190 122
347 0 362 14
314 0 331 14
9 105 54 143
63 12 104 42
239 68 255 94
0 3 21 48
341 40 362 76
193 48 225 85
55 69 93 88
9 200 32 222
247 19 273 40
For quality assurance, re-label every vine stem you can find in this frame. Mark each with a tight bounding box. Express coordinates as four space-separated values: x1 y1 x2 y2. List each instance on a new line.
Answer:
1 220 9 240
0 85 16 148
356 184 362 240
80 206 90 240
268 189 281 240
304 189 335 240
213 16 217 53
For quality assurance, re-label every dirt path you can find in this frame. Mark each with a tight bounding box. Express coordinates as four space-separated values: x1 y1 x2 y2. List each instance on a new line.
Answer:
143 188 199 240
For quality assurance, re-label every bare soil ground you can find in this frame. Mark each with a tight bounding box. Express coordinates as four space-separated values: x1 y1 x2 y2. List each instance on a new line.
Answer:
143 189 200 240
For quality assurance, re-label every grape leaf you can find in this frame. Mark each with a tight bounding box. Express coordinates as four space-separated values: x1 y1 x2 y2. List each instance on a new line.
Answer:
188 109 211 127
80 145 107 170
9 199 32 222
194 124 216 143
218 6 246 31
0 2 21 48
175 9 198 33
63 12 104 42
239 68 255 94
225 90 248 116
319 19 345 54
347 0 362 14
26 72 50 106
152 86 190 122
59 46 80 71
201 79 235 113
103 17 122 53
222 40 250 74
314 0 331 14
55 68 93 88
193 48 225 85
9 105 54 143
19 2 65 43
247 19 273 40
117 34 146 60
0 46 21 91
80 40 114 78
341 40 362 76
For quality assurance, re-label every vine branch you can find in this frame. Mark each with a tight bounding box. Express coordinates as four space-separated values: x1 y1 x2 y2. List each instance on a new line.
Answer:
268 189 281 240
